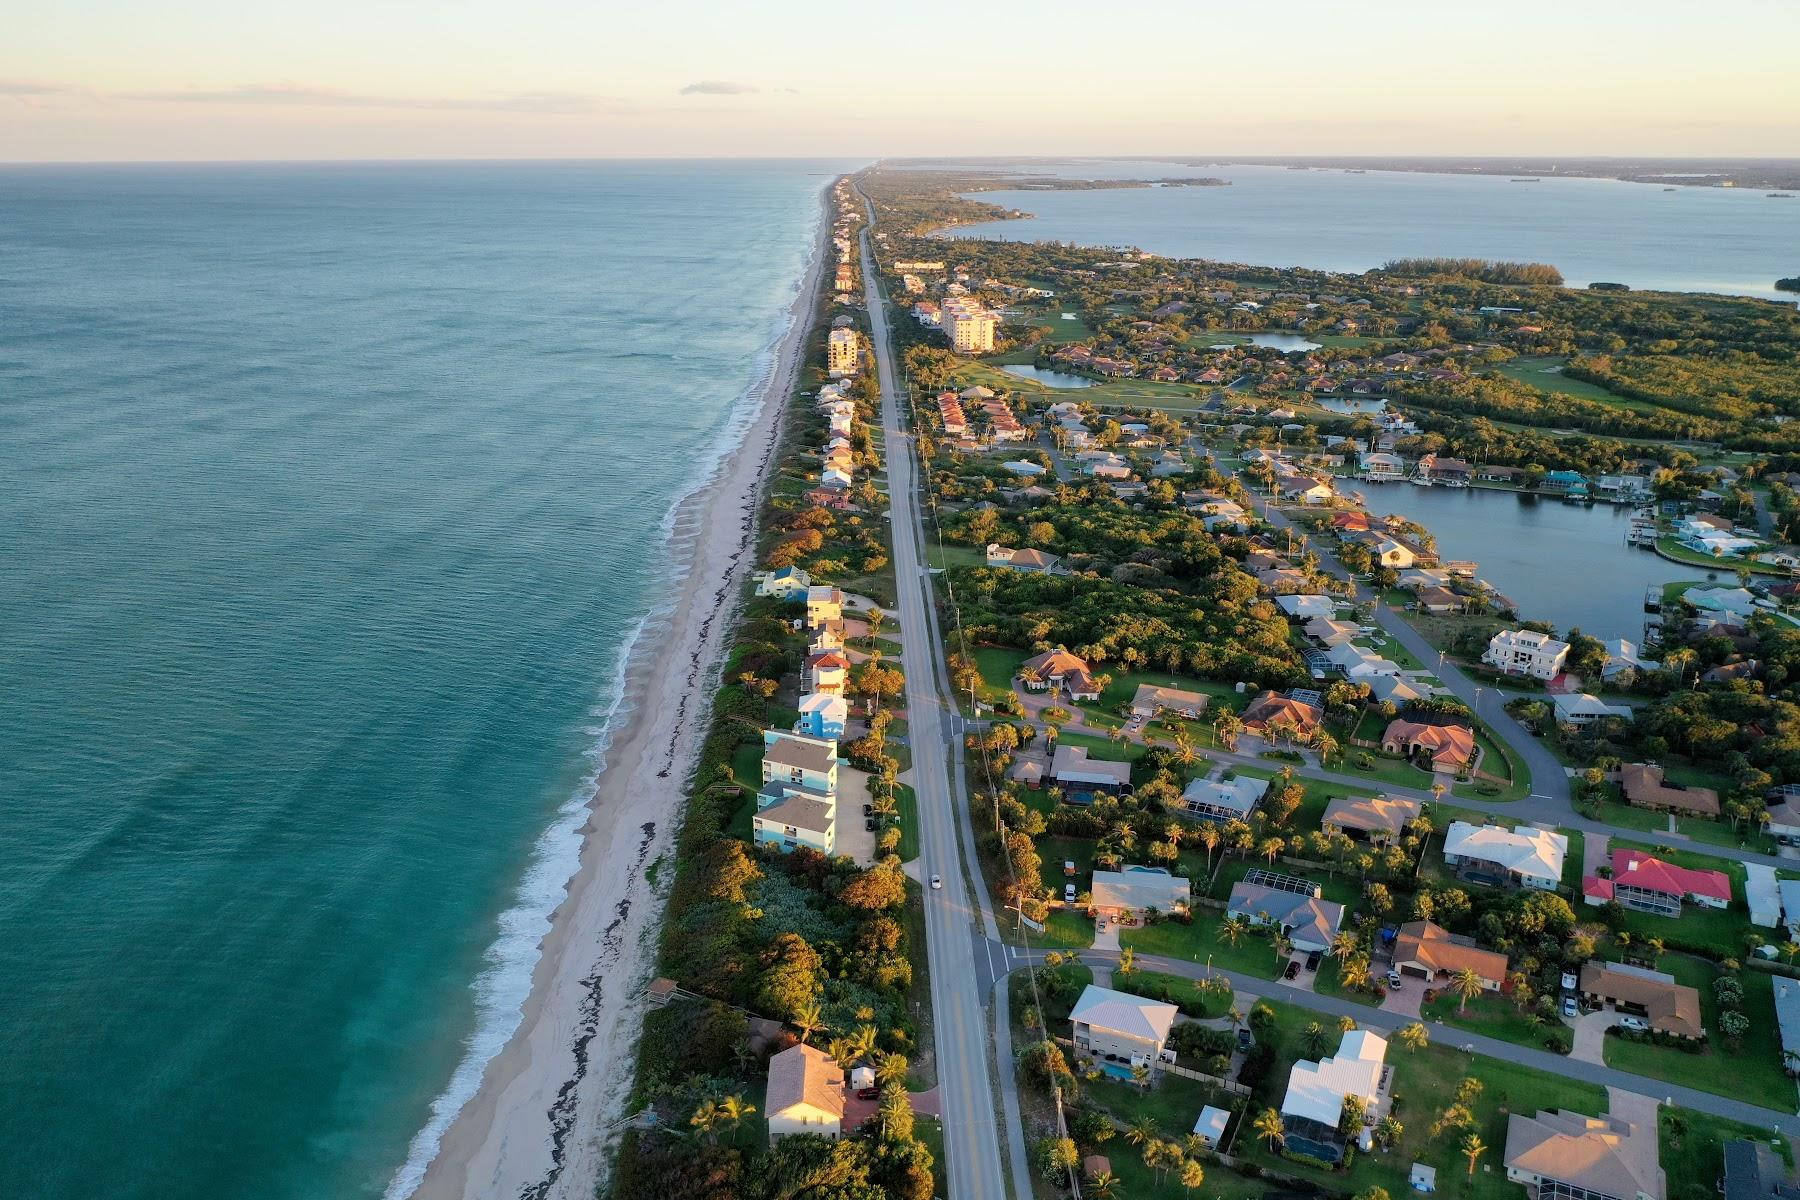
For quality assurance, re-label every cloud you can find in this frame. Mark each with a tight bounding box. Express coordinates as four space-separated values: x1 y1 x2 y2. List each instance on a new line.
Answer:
0 80 77 97
115 83 621 114
679 80 758 96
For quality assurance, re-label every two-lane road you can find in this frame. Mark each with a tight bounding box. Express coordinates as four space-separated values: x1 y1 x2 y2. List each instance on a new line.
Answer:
856 197 1013 1200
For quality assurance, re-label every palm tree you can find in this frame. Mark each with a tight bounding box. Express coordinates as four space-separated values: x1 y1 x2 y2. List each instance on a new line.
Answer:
1259 836 1285 865
1330 930 1360 960
1126 1116 1161 1147
1181 1157 1206 1196
1088 1172 1122 1200
1173 728 1198 767
689 1098 721 1144
1215 711 1245 751
1314 731 1341 766
1119 947 1136 977
1396 1021 1430 1053
719 1094 755 1145
1462 1132 1487 1176
1451 967 1484 1014
1131 1062 1151 1087
1218 914 1249 949
1303 1022 1328 1059
1272 929 1293 964
1252 1107 1286 1150
792 1000 824 1045
1196 824 1221 872
1430 781 1447 811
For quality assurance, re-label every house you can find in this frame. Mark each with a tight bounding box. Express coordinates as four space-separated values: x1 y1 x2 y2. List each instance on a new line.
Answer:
1051 744 1133 793
1227 874 1345 953
1360 452 1407 480
805 585 844 629
1322 793 1422 845
762 730 839 794
1090 867 1191 922
1258 568 1312 594
1552 692 1633 726
1391 920 1508 988
753 781 836 855
1367 674 1431 707
1275 594 1337 620
766 1044 845 1144
1242 690 1323 740
1279 1029 1389 1162
1441 821 1567 890
1483 629 1570 680
1769 785 1800 843
756 566 812 599
1001 460 1047 478
1130 684 1210 720
1415 586 1465 615
827 327 859 377
1021 647 1100 701
1583 849 1730 917
1578 962 1704 1038
1381 718 1475 769
1504 1107 1665 1200
985 544 1062 573
1192 1106 1232 1149
1722 1139 1800 1200
795 692 848 741
1603 639 1654 684
806 649 850 695
1306 617 1361 646
1327 641 1402 679
1070 984 1180 1070
1540 469 1589 496
1619 763 1719 817
1776 981 1800 1078
1371 538 1417 569
1180 773 1267 822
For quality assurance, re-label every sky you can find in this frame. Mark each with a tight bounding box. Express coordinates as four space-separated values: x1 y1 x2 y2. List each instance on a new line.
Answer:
5 0 1799 162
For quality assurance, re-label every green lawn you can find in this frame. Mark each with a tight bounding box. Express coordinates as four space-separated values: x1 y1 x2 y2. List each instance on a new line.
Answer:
968 644 1028 710
1420 990 1560 1052
1121 914 1285 980
1600 954 1794 1111
923 540 987 570
1662 1108 1788 1200
1111 967 1235 1018
1491 356 1655 410
1034 908 1097 949
895 782 920 862
728 740 763 841
901 881 936 1087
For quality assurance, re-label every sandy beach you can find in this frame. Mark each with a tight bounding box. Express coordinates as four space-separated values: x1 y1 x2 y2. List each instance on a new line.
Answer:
407 184 830 1200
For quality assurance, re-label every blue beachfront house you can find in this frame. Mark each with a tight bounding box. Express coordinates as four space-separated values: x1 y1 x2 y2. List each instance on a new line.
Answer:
795 692 849 741
753 781 836 855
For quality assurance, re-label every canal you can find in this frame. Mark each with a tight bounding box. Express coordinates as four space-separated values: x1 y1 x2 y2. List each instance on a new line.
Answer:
1355 483 1725 643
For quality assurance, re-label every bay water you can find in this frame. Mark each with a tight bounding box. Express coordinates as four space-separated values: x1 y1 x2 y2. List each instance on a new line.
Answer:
0 160 835 1199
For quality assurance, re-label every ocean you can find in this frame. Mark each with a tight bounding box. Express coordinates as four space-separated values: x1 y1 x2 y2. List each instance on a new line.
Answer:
938 161 1800 300
0 159 837 1200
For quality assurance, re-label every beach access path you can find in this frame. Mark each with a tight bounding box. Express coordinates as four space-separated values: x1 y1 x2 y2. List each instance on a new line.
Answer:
857 188 1025 1200
406 188 831 1200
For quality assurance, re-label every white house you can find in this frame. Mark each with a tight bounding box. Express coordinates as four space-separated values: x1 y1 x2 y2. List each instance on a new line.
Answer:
1180 774 1267 821
1371 538 1416 569
1089 867 1191 922
1327 641 1402 679
1482 629 1570 680
756 566 812 599
1070 984 1180 1069
1280 1029 1389 1160
1276 594 1337 620
1552 692 1633 726
1359 452 1407 481
1442 821 1567 890
766 1044 844 1144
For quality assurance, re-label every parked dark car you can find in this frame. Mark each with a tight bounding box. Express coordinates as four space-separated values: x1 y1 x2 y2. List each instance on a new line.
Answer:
1283 961 1301 980
864 818 875 831
1236 1028 1254 1051
1304 951 1322 972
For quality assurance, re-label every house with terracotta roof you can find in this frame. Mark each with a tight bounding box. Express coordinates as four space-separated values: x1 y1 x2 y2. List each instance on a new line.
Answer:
1391 920 1508 989
1619 763 1720 817
766 1044 845 1143
806 649 850 695
1504 1107 1665 1200
1021 647 1099 701
1381 718 1475 769
1578 962 1704 1039
1322 793 1422 845
1241 690 1323 741
1582 849 1731 918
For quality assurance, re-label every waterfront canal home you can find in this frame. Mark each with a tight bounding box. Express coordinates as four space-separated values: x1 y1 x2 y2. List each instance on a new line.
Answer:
1578 962 1703 1039
753 780 836 855
1359 451 1406 481
827 326 859 377
1582 848 1730 917
1391 920 1508 989
1370 537 1416 569
1441 820 1567 890
1070 984 1180 1078
1381 717 1475 770
1050 745 1132 794
1130 683 1211 720
1552 692 1633 726
1476 464 1521 484
1675 513 1764 558
1322 793 1423 846
1226 871 1344 954
755 565 812 599
1242 690 1324 741
1414 585 1465 615
1089 866 1191 923
765 1044 845 1145
795 692 848 741
1331 510 1372 533
1539 469 1590 497
1020 647 1100 702
1180 773 1267 822
1503 1107 1665 1200
1602 639 1655 685
985 543 1062 573
1275 594 1336 620
803 584 843 629
1482 628 1571 680
1423 456 1473 485
1278 1029 1389 1162
1618 762 1719 817
1275 471 1336 504
761 729 839 794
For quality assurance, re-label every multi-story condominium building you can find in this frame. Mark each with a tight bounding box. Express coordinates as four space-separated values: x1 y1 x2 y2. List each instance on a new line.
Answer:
827 326 859 376
941 297 997 353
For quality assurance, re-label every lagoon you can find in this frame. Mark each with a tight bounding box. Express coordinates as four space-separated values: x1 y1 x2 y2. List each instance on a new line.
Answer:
998 363 1096 388
942 162 1800 302
1217 332 1322 352
1357 483 1719 643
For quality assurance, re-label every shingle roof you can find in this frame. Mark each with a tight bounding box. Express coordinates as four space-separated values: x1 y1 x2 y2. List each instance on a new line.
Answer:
1579 962 1703 1038
1504 1109 1663 1200
1392 920 1509 983
766 1044 844 1122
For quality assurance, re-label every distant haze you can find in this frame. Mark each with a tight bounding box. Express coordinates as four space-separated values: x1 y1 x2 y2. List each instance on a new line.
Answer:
4 0 1799 161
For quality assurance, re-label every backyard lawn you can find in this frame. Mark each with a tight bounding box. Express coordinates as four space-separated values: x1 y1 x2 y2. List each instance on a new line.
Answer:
1662 1108 1788 1200
1111 967 1236 1018
1121 914 1285 980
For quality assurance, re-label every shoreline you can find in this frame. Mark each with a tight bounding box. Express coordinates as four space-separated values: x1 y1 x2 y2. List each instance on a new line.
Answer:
402 179 832 1200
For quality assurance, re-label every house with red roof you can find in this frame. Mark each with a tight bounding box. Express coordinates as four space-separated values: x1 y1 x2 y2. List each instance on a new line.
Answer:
1582 849 1731 919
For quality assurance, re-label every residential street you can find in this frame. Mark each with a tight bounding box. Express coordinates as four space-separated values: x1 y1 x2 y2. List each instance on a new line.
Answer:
857 198 1024 1200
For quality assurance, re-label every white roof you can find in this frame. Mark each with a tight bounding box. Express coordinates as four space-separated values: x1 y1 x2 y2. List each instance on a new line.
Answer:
1281 1028 1387 1127
1442 821 1566 883
1181 774 1267 816
1745 863 1781 928
1194 1106 1231 1141
1490 628 1569 654
1070 984 1179 1044
1551 692 1633 721
798 693 848 718
1091 868 1191 913
1276 594 1336 619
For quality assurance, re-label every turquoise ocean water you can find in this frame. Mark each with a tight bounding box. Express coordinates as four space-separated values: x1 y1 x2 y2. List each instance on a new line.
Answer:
0 160 836 1200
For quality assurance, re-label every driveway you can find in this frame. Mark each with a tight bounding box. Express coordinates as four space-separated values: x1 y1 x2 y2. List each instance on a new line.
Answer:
1570 1009 1622 1064
1380 972 1425 1019
1606 1085 1661 1127
835 767 878 866
1583 832 1611 880
1093 919 1121 952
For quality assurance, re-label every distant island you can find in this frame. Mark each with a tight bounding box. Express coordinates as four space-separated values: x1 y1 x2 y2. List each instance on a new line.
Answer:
1779 276 1800 293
